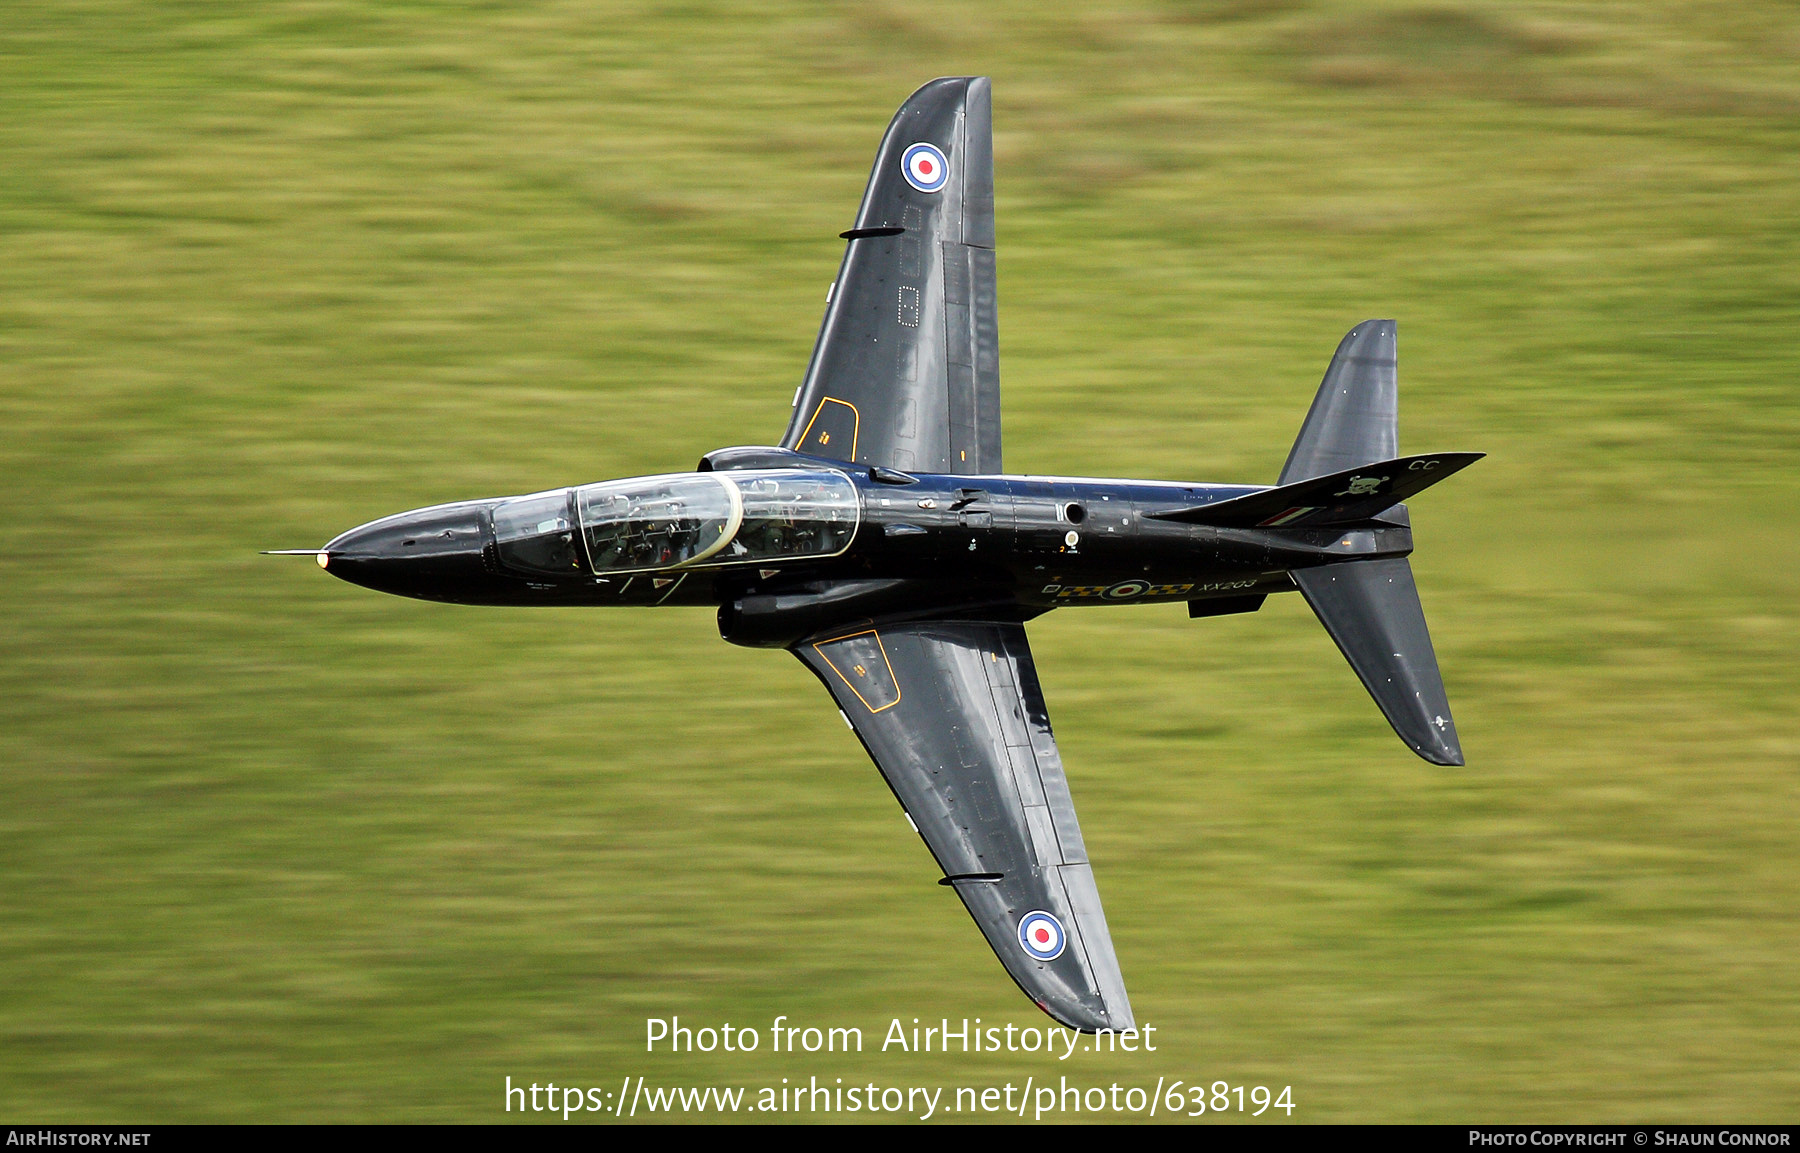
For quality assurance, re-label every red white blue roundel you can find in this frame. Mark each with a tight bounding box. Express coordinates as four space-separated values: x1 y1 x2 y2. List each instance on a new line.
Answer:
901 142 949 193
1018 911 1066 961
1103 580 1150 601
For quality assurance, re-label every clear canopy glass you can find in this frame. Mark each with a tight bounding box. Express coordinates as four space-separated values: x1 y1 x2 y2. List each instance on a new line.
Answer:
577 473 742 574
478 468 861 578
491 469 860 578
490 490 583 575
718 470 859 565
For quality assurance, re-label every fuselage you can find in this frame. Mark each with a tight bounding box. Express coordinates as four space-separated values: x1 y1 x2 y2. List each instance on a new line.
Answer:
319 446 1414 647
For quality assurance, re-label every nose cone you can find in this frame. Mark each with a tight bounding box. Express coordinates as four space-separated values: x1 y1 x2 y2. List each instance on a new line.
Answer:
322 502 492 601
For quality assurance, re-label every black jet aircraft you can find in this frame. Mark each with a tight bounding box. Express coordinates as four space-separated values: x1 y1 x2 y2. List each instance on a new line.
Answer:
274 78 1480 1033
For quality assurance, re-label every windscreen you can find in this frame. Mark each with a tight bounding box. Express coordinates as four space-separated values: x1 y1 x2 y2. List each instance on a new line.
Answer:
490 490 583 575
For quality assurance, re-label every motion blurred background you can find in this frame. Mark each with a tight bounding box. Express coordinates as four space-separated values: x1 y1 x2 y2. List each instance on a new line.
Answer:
2 0 1796 1123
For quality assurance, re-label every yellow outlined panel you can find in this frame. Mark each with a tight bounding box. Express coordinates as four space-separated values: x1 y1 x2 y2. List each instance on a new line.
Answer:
796 397 860 461
813 628 901 713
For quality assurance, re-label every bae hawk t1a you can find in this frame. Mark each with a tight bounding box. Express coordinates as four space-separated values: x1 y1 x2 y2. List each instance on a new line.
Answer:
272 78 1481 1032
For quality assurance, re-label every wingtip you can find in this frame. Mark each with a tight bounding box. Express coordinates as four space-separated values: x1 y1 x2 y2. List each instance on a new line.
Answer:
1037 997 1135 1035
1418 740 1465 767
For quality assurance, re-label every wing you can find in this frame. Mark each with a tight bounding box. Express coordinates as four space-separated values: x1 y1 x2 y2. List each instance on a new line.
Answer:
781 77 1000 476
794 619 1133 1032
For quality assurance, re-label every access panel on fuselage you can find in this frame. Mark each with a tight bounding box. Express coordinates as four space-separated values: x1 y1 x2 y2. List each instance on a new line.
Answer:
950 484 1013 571
858 476 1014 580
1004 480 1276 609
1006 481 1151 598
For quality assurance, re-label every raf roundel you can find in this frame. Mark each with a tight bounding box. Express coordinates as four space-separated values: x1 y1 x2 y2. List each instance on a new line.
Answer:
1103 580 1150 601
901 142 950 194
1018 911 1066 961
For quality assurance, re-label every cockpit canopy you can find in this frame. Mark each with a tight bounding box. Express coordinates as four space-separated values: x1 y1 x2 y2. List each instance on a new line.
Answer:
490 469 859 577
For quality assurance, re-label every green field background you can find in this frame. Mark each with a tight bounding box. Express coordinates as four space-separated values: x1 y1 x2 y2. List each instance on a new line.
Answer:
3 0 1797 1123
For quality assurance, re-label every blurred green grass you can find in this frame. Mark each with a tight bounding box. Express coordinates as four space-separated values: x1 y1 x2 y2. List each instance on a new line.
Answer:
2 0 1797 1122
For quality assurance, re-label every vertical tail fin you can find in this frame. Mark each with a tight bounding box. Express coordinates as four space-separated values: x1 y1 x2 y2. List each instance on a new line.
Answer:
1282 322 1465 765
1280 320 1397 485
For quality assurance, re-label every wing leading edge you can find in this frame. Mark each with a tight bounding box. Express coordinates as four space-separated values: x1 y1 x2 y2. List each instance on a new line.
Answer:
794 619 1133 1032
782 77 1000 475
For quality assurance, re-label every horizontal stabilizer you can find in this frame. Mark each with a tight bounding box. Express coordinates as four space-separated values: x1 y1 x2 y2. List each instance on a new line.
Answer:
1149 452 1482 528
1293 557 1464 765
